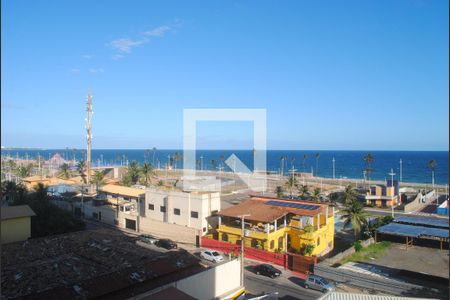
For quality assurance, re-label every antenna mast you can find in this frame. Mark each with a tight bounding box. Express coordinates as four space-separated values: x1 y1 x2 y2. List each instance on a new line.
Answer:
86 91 93 187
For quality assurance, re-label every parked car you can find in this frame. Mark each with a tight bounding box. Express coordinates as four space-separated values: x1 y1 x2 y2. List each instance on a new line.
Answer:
155 239 177 250
304 275 335 292
200 250 224 263
254 264 282 278
138 234 157 245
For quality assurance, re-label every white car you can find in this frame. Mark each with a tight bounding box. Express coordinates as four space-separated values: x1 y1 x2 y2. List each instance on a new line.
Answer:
200 250 224 263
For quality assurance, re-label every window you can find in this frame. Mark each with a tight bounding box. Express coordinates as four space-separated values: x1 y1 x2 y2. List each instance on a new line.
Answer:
278 237 284 249
174 208 181 215
270 240 275 249
203 227 207 232
191 211 199 218
251 239 258 248
148 204 154 210
160 206 166 213
222 233 228 242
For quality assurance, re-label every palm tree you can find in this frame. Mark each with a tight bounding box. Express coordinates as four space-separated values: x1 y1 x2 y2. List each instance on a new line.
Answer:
427 160 436 188
343 185 357 204
363 153 374 184
312 188 321 203
284 176 298 198
17 164 32 178
298 184 309 200
275 186 284 198
140 162 154 186
59 163 71 179
315 153 320 176
128 161 140 184
340 199 369 240
91 170 105 195
302 154 308 172
173 152 181 170
279 156 285 176
211 159 217 170
152 147 157 165
33 182 48 201
77 160 86 183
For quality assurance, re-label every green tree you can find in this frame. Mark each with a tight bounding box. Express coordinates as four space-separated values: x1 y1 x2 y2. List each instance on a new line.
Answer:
91 170 105 194
302 154 308 172
59 163 71 179
121 173 132 187
17 164 33 178
343 185 357 204
77 160 86 183
427 159 436 187
285 176 299 198
312 187 321 202
140 162 154 186
275 186 284 198
341 199 369 240
127 161 140 184
298 184 309 200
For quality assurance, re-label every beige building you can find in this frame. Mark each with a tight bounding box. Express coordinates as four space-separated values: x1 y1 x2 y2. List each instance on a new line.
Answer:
1 205 35 244
145 187 220 234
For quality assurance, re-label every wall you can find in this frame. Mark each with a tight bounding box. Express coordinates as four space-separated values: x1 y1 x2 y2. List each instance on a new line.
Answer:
135 259 241 300
403 193 422 213
145 189 220 233
83 203 116 225
1 217 31 244
323 238 375 266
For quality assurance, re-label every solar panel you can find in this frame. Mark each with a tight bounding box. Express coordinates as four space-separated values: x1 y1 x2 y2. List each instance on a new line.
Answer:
377 223 449 239
394 216 449 229
265 200 320 210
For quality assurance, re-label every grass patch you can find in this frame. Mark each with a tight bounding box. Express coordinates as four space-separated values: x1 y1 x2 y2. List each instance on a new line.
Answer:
340 241 391 265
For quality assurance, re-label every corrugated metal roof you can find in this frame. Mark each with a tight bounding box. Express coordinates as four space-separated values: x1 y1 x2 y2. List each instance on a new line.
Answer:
319 292 436 300
377 223 448 239
394 216 449 229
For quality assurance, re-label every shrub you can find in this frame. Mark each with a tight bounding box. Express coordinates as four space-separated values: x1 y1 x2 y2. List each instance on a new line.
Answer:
303 224 315 233
354 240 363 252
300 244 315 256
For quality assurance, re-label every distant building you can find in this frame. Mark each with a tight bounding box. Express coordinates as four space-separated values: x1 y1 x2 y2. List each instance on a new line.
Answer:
365 179 399 208
216 196 334 256
1 205 35 244
145 187 220 234
437 199 449 216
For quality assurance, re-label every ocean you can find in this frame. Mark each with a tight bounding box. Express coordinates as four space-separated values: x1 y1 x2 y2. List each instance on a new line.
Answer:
1 149 448 185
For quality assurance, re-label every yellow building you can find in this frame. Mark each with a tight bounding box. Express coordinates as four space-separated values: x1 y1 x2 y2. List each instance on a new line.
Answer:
1 205 35 244
365 180 399 208
216 197 334 256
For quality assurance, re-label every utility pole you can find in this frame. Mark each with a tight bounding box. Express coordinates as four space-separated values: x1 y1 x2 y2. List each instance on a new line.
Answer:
399 159 403 183
389 168 396 217
238 214 250 288
86 91 93 191
332 157 335 180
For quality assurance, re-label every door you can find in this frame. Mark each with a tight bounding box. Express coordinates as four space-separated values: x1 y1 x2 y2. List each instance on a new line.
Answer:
125 219 136 231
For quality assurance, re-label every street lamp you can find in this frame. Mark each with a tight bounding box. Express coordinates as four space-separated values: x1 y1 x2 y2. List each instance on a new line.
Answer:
332 157 335 179
388 168 396 217
238 214 251 287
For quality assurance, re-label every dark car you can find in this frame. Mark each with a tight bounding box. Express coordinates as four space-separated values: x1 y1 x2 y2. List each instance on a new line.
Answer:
254 264 282 278
155 239 177 250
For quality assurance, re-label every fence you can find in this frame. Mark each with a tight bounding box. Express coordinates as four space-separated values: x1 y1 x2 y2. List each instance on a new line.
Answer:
200 237 316 274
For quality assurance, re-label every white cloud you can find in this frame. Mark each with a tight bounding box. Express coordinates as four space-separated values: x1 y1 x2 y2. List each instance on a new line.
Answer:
110 38 146 53
89 68 104 74
144 25 171 37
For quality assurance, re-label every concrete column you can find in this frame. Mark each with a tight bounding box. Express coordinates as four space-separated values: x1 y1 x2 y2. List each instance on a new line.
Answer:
316 214 320 230
218 215 221 226
325 207 328 225
284 215 287 227
275 219 277 231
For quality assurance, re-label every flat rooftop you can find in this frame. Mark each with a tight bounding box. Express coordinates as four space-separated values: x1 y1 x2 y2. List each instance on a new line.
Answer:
1 228 204 299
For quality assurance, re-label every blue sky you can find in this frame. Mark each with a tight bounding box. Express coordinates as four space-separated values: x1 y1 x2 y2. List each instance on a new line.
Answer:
1 0 448 150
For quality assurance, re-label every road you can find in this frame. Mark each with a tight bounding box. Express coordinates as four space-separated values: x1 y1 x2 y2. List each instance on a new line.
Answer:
243 261 323 300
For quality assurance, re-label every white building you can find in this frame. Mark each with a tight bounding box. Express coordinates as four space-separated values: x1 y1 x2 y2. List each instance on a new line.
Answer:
145 187 220 234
